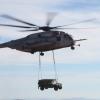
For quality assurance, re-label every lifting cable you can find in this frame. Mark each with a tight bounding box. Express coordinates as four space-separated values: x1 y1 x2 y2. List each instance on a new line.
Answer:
38 52 42 80
52 50 58 81
38 51 58 81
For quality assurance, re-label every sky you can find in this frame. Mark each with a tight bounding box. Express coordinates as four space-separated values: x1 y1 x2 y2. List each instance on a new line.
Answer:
0 0 100 99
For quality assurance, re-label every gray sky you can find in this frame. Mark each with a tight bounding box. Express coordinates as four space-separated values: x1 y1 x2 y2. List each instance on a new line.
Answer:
0 0 100 99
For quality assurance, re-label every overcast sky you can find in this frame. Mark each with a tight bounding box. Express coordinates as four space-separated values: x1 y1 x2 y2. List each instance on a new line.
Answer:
0 0 100 100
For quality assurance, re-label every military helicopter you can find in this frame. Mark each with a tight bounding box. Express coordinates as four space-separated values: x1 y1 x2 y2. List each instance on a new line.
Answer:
0 14 89 56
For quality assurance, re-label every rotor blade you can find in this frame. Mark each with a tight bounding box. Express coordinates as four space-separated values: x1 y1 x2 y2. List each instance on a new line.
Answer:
19 29 39 32
46 12 58 26
1 14 38 26
0 24 34 28
54 18 96 28
55 27 95 30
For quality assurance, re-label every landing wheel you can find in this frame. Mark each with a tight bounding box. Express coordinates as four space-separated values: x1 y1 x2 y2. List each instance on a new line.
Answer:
40 52 44 56
40 86 44 91
54 86 58 91
71 46 75 50
59 86 62 89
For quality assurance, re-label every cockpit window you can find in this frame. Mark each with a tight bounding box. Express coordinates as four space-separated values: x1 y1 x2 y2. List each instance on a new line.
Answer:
64 34 67 38
64 34 72 40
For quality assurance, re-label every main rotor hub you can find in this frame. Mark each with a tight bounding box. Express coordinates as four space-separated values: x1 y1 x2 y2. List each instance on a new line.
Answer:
39 26 52 31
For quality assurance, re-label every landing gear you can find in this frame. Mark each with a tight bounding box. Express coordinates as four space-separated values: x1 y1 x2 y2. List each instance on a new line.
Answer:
71 46 75 50
40 52 44 56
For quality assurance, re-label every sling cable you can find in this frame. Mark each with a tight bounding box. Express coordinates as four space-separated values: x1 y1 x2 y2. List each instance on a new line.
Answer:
38 51 62 91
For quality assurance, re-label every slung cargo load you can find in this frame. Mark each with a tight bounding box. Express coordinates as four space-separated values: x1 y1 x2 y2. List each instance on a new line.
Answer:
38 79 62 91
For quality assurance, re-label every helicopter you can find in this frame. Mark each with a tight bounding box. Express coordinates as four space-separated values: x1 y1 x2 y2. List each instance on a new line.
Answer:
0 14 89 56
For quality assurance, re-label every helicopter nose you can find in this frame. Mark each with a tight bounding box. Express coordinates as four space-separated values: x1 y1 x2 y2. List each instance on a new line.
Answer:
72 40 76 45
69 38 75 46
70 42 75 50
70 39 75 50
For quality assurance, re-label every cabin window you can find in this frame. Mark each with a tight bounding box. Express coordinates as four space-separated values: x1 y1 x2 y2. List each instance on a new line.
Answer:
38 34 41 38
56 36 61 41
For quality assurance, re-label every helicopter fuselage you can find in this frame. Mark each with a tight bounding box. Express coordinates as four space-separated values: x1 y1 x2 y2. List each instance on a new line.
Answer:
0 31 75 54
